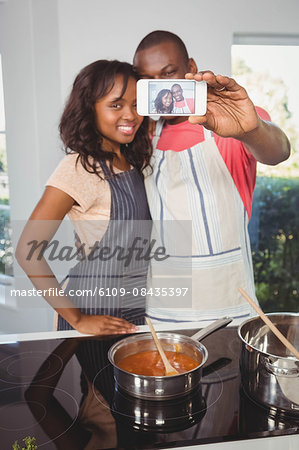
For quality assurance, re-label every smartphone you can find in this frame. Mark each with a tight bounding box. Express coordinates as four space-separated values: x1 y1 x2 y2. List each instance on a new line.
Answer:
137 79 207 116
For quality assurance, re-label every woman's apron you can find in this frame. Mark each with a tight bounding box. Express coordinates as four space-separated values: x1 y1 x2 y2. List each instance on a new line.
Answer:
58 162 151 330
144 119 257 322
57 163 151 413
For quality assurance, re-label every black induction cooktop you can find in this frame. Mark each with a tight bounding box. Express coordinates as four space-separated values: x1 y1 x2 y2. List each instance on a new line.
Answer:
0 327 298 449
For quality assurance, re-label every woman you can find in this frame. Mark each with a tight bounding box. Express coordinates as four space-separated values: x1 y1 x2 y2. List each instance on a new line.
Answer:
16 60 152 335
153 89 173 114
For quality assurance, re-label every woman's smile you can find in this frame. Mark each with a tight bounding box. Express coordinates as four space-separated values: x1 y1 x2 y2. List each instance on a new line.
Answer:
117 123 137 136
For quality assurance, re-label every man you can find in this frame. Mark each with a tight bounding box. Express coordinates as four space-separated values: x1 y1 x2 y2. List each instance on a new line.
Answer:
171 83 195 113
133 30 290 323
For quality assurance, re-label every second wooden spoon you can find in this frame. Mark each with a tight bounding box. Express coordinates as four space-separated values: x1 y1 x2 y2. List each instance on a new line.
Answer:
145 317 179 376
238 287 299 360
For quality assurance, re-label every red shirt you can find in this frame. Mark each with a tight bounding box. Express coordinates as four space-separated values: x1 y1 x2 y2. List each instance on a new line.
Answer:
156 107 271 219
174 97 195 113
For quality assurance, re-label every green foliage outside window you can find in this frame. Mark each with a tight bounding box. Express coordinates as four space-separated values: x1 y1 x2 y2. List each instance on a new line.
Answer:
233 51 299 314
250 176 299 312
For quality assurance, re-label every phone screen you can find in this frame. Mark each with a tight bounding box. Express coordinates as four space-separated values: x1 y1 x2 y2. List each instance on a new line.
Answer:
148 80 196 115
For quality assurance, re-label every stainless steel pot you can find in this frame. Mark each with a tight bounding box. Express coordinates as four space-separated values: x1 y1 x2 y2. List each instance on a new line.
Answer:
108 332 207 400
108 317 231 400
238 313 299 414
108 317 232 400
108 317 231 401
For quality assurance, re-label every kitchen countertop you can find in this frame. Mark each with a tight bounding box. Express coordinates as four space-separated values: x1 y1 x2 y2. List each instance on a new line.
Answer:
0 317 246 344
0 319 298 450
169 434 298 450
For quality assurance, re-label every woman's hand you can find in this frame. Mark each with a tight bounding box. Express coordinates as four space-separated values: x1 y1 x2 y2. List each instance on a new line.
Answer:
72 313 139 335
185 71 260 138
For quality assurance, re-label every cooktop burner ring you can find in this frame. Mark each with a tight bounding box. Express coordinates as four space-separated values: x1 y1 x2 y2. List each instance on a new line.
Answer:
0 400 47 431
7 357 51 378
38 386 81 447
91 363 224 422
0 351 64 384
0 384 80 446
0 386 47 431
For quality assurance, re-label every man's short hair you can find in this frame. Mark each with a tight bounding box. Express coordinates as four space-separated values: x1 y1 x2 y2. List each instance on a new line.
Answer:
134 30 189 64
171 84 183 91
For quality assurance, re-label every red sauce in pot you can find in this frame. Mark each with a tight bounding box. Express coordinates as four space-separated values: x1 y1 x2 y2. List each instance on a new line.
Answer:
117 351 200 376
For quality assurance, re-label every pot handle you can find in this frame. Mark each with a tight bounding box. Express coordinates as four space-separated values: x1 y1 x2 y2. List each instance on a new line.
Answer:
264 358 299 378
191 317 232 342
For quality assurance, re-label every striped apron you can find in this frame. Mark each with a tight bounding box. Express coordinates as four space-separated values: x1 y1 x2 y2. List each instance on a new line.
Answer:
58 163 152 413
58 161 151 330
173 98 193 114
144 119 257 322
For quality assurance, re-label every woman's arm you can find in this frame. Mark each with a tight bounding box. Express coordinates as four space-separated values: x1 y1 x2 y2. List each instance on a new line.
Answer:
16 186 138 335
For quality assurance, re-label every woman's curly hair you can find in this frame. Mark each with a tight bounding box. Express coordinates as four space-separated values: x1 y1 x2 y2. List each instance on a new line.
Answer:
154 89 173 114
59 60 151 177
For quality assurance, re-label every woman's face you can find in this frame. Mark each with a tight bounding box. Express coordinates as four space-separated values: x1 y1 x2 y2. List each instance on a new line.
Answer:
162 92 173 109
94 75 143 152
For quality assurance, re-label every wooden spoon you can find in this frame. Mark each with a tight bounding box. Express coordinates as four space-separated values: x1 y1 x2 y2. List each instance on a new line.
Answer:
145 317 179 376
238 287 299 360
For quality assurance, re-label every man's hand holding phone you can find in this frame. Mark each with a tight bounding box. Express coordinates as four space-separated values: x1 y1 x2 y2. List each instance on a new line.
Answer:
185 71 260 139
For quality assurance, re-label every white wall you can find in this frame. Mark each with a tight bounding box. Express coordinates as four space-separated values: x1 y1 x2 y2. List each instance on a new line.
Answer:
0 0 61 332
56 0 299 98
0 0 298 333
0 0 61 220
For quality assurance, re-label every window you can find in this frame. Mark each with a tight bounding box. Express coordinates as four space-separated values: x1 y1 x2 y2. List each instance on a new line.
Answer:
232 37 299 312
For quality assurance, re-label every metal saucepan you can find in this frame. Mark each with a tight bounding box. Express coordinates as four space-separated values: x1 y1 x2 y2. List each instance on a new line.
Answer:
238 313 299 415
108 317 231 400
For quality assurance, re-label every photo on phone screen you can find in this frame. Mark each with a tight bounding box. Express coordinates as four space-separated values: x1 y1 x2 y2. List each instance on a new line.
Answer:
149 80 195 114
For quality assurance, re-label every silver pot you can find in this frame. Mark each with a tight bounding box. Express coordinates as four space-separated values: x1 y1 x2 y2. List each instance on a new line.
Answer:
108 332 208 400
238 313 299 414
108 317 231 400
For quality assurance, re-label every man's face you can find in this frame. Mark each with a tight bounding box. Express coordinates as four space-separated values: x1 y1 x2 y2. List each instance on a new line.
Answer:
133 40 197 123
133 41 194 79
171 85 184 102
